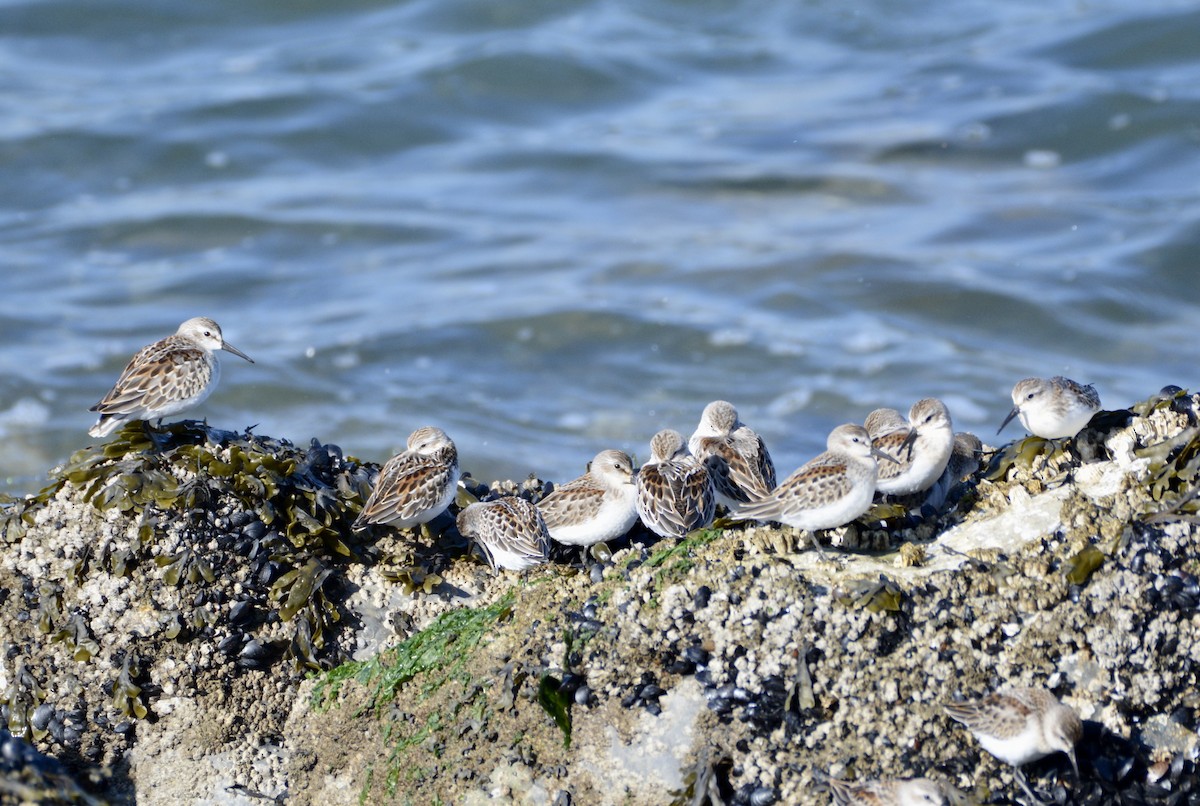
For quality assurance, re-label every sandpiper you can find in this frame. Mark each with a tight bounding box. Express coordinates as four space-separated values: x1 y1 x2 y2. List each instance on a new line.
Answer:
537 450 639 547
89 317 253 437
353 427 460 533
873 399 955 496
456 496 550 572
636 429 716 539
688 400 776 508
864 407 908 440
945 686 1082 804
735 424 893 537
998 376 1100 440
827 776 950 806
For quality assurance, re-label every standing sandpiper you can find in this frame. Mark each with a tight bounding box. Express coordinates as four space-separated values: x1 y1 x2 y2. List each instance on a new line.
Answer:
872 399 956 497
636 429 716 539
89 317 253 437
353 427 460 535
537 449 639 548
998 376 1100 440
457 496 551 572
827 776 950 805
735 424 894 542
688 400 776 508
945 686 1083 804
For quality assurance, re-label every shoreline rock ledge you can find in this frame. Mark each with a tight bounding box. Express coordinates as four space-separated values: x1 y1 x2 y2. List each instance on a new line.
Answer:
3 395 1200 805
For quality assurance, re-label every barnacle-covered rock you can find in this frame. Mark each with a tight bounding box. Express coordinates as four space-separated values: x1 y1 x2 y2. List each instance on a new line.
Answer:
0 421 378 799
4 394 1200 804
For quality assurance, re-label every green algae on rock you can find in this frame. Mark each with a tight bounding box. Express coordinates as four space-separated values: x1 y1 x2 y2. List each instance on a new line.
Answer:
312 590 517 798
4 394 1200 803
0 420 381 801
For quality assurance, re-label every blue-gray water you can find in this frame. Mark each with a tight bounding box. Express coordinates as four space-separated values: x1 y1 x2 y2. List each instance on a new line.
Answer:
2 0 1198 494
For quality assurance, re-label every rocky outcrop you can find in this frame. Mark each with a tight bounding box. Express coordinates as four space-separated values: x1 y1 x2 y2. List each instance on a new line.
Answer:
2 393 1200 805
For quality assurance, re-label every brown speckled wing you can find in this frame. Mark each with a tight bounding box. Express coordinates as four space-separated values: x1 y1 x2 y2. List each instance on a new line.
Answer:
636 465 676 536
770 458 854 520
467 498 549 568
828 779 888 806
699 435 774 503
945 691 1032 739
1057 377 1101 409
537 475 605 530
695 438 731 496
675 463 715 531
638 461 714 537
871 429 913 481
748 432 777 492
731 431 776 497
497 498 550 561
91 337 211 414
355 445 457 527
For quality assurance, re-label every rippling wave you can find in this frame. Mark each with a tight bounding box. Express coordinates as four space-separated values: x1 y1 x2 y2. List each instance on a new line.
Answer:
1 0 1197 492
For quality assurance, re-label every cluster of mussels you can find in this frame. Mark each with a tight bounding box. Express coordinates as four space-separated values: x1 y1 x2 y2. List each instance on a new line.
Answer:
0 726 104 804
3 389 1200 805
0 420 387 767
509 390 1200 806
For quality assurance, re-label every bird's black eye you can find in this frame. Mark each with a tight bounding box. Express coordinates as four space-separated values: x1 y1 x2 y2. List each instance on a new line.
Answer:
1026 392 1036 400
204 331 213 337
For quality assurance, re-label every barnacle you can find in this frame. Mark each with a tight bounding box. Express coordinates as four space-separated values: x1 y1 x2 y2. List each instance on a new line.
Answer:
896 542 925 568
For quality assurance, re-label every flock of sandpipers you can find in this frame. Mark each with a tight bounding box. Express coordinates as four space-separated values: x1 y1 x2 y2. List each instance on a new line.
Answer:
85 317 1107 805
